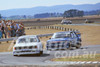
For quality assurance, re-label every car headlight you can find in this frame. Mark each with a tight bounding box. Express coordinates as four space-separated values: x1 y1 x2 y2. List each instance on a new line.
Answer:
34 46 37 48
14 47 17 50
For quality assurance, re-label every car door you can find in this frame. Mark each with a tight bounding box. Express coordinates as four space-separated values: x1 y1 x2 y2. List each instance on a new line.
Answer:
70 32 74 45
70 32 77 45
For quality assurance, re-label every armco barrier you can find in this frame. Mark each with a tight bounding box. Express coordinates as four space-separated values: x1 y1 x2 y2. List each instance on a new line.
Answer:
0 33 53 44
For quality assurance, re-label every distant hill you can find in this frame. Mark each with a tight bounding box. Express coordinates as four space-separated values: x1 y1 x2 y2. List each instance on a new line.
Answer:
0 3 100 17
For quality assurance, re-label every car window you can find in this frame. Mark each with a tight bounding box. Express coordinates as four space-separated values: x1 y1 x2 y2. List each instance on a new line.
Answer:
18 37 38 43
30 38 37 42
71 32 77 38
70 33 74 38
18 38 26 43
72 32 77 38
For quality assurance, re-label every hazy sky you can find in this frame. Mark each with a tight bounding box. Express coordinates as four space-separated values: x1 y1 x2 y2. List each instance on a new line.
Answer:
0 0 100 10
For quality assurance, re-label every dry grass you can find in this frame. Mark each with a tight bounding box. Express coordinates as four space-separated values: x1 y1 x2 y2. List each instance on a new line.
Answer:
16 15 100 27
0 41 14 52
25 29 61 35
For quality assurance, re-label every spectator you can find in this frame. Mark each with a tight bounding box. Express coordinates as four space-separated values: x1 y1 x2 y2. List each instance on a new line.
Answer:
7 24 11 38
16 29 21 37
0 20 25 39
0 21 2 39
1 23 7 38
10 23 15 37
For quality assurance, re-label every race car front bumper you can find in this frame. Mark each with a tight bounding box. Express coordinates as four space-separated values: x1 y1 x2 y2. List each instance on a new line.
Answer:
13 49 40 56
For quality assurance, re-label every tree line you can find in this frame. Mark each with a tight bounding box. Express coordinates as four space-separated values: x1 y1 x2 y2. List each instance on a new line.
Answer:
34 9 100 18
1 9 100 20
34 9 84 18
34 13 63 18
63 9 84 18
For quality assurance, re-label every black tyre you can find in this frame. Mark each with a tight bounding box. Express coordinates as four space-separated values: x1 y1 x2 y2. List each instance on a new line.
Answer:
76 43 82 49
13 55 18 56
38 51 43 56
67 43 71 50
40 51 43 55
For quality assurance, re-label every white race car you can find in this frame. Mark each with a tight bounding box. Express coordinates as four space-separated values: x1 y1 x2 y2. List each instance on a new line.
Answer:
61 20 72 24
13 35 43 56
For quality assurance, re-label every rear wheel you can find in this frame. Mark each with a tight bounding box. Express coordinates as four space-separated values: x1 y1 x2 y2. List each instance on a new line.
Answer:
76 43 81 49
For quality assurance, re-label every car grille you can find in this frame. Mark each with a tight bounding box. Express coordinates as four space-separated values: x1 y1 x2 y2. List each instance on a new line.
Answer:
47 41 67 49
15 46 34 50
48 41 66 45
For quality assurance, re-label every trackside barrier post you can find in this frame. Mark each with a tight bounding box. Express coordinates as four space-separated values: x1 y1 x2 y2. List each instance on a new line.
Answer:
25 26 76 32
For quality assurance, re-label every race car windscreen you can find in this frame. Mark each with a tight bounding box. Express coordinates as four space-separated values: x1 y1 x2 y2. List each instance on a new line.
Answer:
52 33 71 38
18 37 38 43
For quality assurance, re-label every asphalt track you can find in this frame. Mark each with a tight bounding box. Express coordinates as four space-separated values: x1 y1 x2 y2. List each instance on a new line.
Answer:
0 45 100 66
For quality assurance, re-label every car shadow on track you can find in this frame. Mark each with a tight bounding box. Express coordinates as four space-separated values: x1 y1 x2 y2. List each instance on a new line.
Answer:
16 53 50 57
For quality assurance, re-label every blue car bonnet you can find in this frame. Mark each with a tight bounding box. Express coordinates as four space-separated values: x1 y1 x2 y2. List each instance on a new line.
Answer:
47 38 70 42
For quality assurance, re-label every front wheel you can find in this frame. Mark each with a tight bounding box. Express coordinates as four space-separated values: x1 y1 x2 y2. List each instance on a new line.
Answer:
38 51 43 56
13 54 19 56
13 55 17 56
66 43 71 50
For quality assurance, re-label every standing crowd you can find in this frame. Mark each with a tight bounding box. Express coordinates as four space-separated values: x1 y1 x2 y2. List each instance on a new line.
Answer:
0 20 25 39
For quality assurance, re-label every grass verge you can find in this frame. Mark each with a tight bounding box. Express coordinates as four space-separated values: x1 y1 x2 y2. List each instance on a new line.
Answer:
51 54 100 61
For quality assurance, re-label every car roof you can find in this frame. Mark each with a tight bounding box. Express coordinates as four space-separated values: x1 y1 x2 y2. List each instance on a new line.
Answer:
18 35 37 39
54 31 72 34
62 19 71 21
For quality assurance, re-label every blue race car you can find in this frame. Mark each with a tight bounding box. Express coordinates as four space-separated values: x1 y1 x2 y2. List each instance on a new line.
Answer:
46 31 82 50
